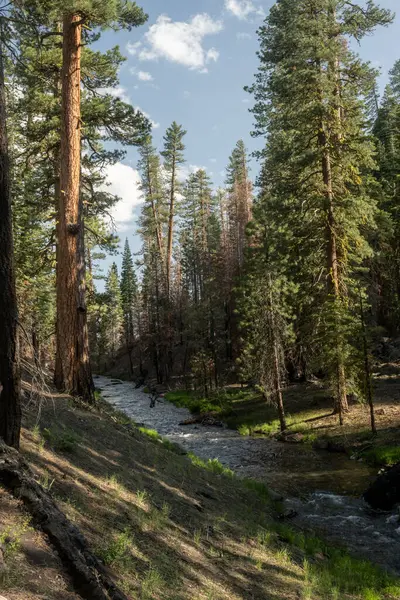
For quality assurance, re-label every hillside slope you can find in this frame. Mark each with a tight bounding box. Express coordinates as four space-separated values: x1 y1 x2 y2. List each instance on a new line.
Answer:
0 391 399 600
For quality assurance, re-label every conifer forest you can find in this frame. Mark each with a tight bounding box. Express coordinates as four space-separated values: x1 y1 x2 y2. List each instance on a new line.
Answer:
1 2 400 599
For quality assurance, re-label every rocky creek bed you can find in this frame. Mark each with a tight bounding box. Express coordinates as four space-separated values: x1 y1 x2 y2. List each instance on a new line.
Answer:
95 375 400 576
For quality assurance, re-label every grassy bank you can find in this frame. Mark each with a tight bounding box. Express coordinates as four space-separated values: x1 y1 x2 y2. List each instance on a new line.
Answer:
0 387 396 599
165 366 400 469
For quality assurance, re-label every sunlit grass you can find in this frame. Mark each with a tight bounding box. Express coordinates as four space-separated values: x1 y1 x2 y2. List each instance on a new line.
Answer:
188 453 234 477
361 445 400 466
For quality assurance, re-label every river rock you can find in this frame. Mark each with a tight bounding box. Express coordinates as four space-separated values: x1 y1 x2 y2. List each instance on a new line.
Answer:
285 432 304 443
312 438 347 453
277 431 304 443
363 462 400 511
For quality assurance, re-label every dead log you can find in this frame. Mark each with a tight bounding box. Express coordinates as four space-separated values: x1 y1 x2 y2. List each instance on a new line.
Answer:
0 441 129 600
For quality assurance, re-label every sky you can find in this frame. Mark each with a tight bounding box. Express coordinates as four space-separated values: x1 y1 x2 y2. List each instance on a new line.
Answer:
95 0 400 280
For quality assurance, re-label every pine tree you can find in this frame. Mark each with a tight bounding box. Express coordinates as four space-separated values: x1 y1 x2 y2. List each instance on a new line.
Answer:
120 239 138 364
9 3 149 383
222 141 253 362
138 136 166 269
161 122 186 296
372 65 400 331
44 1 147 400
226 140 252 271
0 16 21 448
104 263 123 359
238 198 295 432
246 0 392 421
179 169 222 386
138 136 168 381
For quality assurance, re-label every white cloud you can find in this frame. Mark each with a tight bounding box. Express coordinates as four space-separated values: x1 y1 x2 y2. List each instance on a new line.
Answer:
126 41 141 55
103 163 143 231
237 32 252 40
183 90 191 99
134 14 223 72
138 70 153 81
209 158 217 163
225 0 264 20
99 86 131 104
130 67 154 82
206 48 219 63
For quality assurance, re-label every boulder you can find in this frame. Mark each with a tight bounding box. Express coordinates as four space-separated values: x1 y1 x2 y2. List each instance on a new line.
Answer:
312 438 346 453
363 462 400 511
284 432 304 443
276 430 304 443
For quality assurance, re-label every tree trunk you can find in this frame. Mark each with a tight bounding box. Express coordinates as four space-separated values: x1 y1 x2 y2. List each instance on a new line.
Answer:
166 160 176 297
54 149 63 388
55 13 94 402
146 159 164 267
0 31 21 449
319 127 348 419
360 291 376 435
268 276 286 432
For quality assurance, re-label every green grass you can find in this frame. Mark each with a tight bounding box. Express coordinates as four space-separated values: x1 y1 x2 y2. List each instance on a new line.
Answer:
97 527 134 568
188 453 234 477
42 426 81 453
141 567 164 599
0 516 32 559
361 445 400 467
138 426 183 455
165 388 255 417
242 479 271 502
20 382 400 600
265 523 400 600
138 427 160 440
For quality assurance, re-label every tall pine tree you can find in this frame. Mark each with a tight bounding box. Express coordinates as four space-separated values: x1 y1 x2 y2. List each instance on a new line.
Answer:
246 0 392 420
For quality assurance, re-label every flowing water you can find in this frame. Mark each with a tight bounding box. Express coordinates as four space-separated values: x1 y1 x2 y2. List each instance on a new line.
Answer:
95 375 400 575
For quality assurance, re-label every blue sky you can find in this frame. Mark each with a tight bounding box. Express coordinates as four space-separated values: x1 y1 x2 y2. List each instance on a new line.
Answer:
95 0 399 280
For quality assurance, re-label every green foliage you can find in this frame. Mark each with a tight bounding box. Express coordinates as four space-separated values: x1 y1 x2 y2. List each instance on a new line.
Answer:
272 523 399 599
42 427 80 453
8 0 150 377
244 0 393 414
97 527 134 568
120 239 139 348
0 517 32 559
361 445 400 466
188 453 234 478
141 567 164 599
166 388 251 416
138 427 183 454
242 479 270 502
33 0 148 30
138 427 160 440
165 389 229 415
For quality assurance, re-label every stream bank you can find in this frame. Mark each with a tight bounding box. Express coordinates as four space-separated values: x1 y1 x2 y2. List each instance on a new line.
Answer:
95 375 400 576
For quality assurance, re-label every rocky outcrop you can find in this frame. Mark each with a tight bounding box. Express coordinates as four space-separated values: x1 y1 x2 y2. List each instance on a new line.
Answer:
363 462 400 511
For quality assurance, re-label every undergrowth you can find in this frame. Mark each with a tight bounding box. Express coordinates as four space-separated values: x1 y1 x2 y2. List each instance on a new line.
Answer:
361 445 400 467
257 523 400 600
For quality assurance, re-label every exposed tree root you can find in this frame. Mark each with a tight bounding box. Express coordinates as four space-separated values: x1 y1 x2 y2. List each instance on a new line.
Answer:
0 441 129 600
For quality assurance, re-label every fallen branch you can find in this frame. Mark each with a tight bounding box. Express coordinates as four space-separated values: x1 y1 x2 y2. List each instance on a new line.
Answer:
0 441 129 600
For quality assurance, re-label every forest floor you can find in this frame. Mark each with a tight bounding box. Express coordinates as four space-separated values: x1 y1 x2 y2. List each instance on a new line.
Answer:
166 362 400 468
0 383 399 600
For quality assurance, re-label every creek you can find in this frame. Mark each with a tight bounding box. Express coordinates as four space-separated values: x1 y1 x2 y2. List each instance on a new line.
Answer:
95 375 400 576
